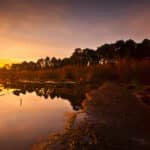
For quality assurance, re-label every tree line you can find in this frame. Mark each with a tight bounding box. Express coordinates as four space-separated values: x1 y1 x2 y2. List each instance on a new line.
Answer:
5 39 150 71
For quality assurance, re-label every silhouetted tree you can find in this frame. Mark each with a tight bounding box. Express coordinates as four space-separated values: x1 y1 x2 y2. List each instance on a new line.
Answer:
83 48 99 65
2 38 150 72
45 57 51 69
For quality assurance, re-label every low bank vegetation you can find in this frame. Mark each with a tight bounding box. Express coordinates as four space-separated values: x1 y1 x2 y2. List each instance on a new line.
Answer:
0 59 149 85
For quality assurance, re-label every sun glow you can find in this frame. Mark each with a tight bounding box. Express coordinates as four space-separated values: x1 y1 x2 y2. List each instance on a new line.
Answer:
0 58 22 68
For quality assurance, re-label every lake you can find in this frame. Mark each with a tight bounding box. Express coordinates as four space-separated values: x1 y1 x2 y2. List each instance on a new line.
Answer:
0 84 86 150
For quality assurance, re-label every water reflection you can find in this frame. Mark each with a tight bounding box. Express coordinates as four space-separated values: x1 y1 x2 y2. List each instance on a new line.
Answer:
20 98 22 107
0 83 95 150
0 86 75 150
4 83 87 110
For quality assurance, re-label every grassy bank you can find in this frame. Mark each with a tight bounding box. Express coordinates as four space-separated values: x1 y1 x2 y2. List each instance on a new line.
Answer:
31 82 150 150
0 59 149 85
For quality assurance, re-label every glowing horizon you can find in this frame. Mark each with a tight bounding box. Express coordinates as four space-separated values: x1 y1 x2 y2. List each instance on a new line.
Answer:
0 0 149 65
0 58 37 68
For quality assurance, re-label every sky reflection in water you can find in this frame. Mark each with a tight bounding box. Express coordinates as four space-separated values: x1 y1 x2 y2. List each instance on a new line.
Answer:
0 90 74 150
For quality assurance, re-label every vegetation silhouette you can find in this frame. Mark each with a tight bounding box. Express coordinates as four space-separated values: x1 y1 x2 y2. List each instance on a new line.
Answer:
1 39 150 71
0 39 149 84
3 83 95 111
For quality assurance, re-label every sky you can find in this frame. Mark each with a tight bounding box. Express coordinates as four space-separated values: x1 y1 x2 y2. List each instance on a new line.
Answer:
0 0 150 65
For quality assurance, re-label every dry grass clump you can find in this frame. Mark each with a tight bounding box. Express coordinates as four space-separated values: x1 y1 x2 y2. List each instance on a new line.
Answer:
0 59 149 85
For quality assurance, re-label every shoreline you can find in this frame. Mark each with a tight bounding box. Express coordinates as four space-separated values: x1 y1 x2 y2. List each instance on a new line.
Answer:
31 82 150 150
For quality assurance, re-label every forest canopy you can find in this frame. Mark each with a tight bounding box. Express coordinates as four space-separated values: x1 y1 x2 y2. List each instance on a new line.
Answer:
2 39 149 71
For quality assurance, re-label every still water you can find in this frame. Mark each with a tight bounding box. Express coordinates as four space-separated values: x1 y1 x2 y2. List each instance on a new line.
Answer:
0 86 76 150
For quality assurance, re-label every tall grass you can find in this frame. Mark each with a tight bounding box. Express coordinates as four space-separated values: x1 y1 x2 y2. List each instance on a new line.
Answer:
0 59 149 84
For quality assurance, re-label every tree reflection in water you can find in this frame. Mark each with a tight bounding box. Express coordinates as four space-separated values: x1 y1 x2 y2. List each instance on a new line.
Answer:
3 83 91 111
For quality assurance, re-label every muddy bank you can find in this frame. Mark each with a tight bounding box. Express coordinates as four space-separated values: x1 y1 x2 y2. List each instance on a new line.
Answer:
32 82 150 150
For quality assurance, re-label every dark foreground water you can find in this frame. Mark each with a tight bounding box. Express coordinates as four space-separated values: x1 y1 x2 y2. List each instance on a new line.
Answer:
0 84 82 150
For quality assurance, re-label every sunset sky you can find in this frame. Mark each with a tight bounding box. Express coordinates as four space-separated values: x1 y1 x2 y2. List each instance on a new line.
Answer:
0 0 150 65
